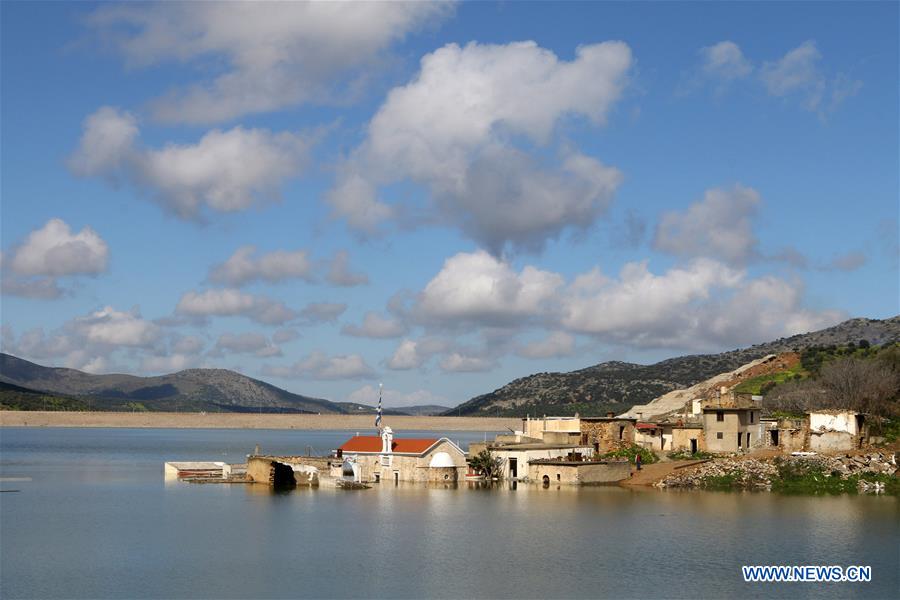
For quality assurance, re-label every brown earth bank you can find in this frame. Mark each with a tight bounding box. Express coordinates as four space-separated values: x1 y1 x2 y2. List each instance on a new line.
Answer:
618 459 711 487
0 411 521 432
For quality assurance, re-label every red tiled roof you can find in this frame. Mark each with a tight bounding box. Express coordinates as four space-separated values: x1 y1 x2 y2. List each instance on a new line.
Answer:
338 436 439 454
636 422 658 430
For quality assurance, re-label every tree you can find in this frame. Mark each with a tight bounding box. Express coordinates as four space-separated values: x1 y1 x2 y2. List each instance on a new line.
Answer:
469 449 503 479
818 357 900 417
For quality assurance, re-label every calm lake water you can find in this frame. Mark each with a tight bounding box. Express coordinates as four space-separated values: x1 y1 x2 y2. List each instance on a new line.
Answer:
1 427 897 599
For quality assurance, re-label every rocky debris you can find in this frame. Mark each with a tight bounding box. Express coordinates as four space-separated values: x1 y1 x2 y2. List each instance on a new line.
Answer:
655 452 898 492
656 458 776 490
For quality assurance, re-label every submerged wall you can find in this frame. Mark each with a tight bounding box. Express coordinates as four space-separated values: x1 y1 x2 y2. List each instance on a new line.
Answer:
528 460 631 485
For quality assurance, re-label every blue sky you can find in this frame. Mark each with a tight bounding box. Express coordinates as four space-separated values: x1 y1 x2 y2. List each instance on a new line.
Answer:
1 1 897 408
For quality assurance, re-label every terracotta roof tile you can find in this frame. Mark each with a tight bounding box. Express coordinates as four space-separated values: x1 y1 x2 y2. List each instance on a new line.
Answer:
338 436 439 454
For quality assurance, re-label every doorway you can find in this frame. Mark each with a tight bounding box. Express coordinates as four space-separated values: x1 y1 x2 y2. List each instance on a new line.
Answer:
271 462 296 489
770 430 779 447
509 458 518 479
690 439 697 454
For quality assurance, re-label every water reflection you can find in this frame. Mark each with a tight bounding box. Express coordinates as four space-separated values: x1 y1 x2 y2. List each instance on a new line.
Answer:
1 428 897 599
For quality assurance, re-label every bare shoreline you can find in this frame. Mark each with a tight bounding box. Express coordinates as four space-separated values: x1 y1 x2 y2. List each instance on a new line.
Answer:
0 411 520 432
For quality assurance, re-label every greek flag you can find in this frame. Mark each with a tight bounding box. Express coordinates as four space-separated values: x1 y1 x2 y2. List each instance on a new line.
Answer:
375 383 383 428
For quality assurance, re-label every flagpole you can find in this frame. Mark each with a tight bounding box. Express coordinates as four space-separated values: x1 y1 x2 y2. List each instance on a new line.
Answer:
375 382 383 430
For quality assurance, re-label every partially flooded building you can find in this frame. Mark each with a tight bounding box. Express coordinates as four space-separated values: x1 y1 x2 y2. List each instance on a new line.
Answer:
335 427 467 484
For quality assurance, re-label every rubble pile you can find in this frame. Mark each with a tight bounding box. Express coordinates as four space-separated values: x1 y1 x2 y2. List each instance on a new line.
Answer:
656 458 777 489
825 451 898 477
655 451 898 492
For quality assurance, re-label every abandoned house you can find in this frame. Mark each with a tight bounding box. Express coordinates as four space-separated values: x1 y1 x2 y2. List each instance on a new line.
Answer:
477 441 596 481
808 410 868 452
579 415 637 452
702 406 764 452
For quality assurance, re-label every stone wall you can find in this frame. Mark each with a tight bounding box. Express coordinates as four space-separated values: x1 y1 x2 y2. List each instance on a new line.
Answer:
671 428 704 452
247 456 324 486
581 420 635 452
809 430 856 452
528 460 631 485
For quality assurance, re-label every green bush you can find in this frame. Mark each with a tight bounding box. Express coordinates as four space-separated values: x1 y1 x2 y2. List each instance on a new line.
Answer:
770 458 898 495
873 416 900 443
598 444 657 465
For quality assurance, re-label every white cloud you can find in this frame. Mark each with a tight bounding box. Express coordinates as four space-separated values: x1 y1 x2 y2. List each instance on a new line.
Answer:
326 250 369 287
299 302 347 324
214 332 280 357
69 107 311 218
0 276 64 300
175 288 298 325
689 40 860 115
209 245 314 286
439 352 495 373
702 275 845 347
172 335 205 355
73 306 161 347
2 219 109 293
387 339 424 370
827 73 863 113
760 41 823 104
346 385 449 409
272 328 300 344
87 2 453 124
654 185 761 265
516 332 575 359
386 337 450 370
758 40 860 113
1 306 163 372
405 249 843 353
262 351 374 380
140 354 198 374
822 251 867 272
3 327 78 361
66 106 139 176
415 250 563 326
329 40 631 252
341 312 407 339
699 41 753 82
560 258 843 349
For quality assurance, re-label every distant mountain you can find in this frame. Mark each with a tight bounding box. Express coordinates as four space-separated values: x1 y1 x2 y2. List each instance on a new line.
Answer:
397 404 454 416
445 317 900 418
0 354 344 414
334 402 410 416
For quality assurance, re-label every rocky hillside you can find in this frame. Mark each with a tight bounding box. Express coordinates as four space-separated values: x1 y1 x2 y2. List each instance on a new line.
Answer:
0 353 342 414
447 317 900 418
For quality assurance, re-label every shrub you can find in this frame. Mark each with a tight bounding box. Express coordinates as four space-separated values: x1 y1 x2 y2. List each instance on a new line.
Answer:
598 444 657 465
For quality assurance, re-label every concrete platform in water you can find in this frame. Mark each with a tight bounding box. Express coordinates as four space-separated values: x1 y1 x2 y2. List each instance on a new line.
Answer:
164 461 248 483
